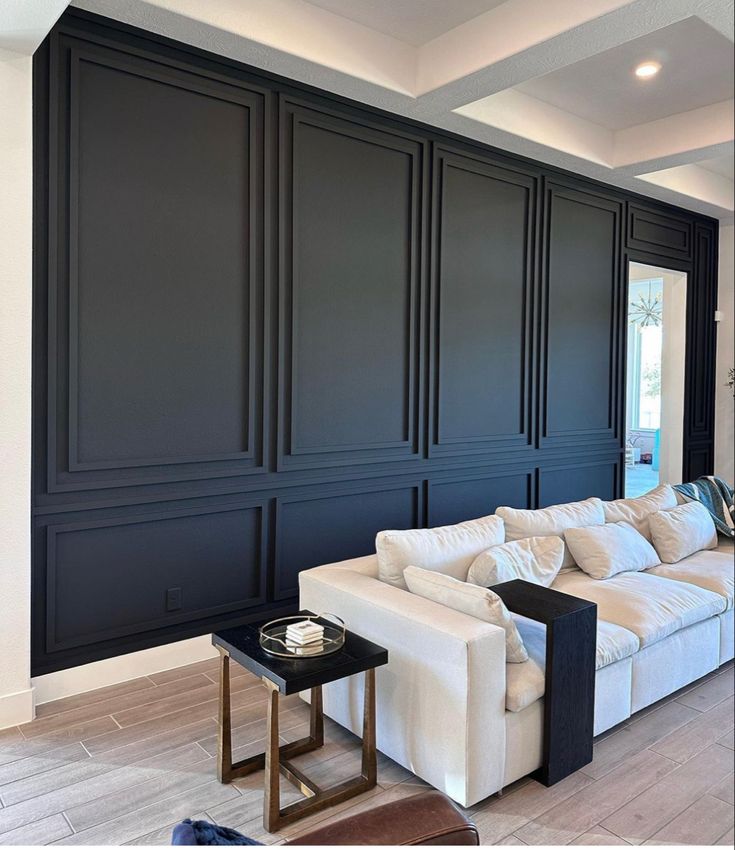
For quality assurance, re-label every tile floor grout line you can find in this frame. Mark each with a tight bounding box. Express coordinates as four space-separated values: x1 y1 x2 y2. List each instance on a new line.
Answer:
0 740 215 818
643 790 727 845
104 682 266 734
60 810 75 834
59 768 223 840
31 674 228 730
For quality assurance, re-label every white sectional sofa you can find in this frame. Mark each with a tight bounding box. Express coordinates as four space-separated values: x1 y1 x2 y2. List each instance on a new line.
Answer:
299 488 734 808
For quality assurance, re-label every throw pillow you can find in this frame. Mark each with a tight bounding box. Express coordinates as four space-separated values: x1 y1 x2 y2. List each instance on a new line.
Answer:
603 484 677 541
403 565 528 662
376 514 505 589
466 536 565 588
564 521 660 579
649 501 718 563
496 498 605 570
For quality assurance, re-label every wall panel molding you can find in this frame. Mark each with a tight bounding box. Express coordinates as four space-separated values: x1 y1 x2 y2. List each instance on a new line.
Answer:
46 37 269 494
44 498 268 653
277 96 426 471
429 145 537 459
427 468 534 527
273 478 423 600
539 180 624 452
627 203 693 261
538 457 621 507
683 221 718 479
31 10 719 674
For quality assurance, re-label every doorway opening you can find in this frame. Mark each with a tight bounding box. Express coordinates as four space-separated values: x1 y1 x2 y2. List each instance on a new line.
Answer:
625 262 687 497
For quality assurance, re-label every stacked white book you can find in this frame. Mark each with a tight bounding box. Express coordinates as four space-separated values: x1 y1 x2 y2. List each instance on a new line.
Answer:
286 620 325 649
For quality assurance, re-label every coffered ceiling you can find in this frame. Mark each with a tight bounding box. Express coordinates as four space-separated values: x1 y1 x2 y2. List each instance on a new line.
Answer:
514 17 733 131
3 0 733 220
305 0 510 46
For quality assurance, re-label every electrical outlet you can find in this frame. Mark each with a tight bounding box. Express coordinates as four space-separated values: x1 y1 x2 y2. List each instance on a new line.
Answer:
166 587 182 612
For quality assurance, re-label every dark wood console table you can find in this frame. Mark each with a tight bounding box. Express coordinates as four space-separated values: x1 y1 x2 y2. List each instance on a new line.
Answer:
491 579 597 785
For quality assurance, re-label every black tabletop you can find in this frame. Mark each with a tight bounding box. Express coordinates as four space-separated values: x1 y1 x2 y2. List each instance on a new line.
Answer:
212 612 388 695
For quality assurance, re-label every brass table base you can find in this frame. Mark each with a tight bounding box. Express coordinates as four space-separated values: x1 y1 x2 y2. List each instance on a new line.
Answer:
216 650 377 833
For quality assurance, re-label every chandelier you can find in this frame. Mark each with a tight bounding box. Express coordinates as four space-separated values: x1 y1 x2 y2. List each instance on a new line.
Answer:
629 282 662 328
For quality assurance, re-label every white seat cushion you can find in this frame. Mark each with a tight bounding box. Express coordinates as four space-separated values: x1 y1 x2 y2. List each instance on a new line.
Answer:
552 570 726 648
504 616 639 712
596 619 641 667
505 618 546 713
646 549 734 610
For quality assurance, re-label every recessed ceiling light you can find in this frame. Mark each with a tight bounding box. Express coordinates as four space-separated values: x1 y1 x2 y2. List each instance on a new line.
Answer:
635 61 661 79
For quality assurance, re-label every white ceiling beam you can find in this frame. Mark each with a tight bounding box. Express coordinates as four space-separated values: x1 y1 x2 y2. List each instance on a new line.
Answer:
613 100 734 172
0 0 70 54
455 89 614 167
415 0 635 102
637 163 734 211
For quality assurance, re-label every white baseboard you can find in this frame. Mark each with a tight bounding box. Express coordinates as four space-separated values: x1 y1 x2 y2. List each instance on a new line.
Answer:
32 635 219 706
0 687 35 728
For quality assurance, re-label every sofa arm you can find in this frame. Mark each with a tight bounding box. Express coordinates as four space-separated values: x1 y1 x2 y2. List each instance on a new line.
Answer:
286 790 479 846
299 566 508 807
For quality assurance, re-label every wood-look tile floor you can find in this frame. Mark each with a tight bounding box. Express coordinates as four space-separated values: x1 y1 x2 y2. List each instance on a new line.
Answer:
0 659 732 846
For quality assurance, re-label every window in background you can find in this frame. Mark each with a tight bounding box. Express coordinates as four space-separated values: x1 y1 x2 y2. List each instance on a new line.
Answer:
628 278 663 431
625 264 687 498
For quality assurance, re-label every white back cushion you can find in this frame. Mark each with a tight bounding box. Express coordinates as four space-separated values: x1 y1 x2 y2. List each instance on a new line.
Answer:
603 484 677 541
376 514 505 589
403 565 528 663
496 498 605 570
564 521 660 580
649 501 718 563
467 536 564 589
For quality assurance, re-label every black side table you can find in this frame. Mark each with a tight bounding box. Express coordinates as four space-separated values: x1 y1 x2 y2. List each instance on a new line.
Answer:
491 579 597 786
212 613 388 833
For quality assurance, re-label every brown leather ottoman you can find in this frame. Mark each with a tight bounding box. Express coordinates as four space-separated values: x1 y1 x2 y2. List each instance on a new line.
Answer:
286 790 479 845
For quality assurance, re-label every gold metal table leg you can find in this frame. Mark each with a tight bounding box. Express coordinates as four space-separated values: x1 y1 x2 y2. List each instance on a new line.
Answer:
216 658 378 833
263 679 280 832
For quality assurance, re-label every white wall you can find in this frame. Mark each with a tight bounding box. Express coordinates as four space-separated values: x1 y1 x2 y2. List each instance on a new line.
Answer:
0 47 34 727
659 271 687 485
715 225 734 484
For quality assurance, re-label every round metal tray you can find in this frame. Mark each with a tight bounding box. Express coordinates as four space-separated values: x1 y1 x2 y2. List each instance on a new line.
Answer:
259 614 345 658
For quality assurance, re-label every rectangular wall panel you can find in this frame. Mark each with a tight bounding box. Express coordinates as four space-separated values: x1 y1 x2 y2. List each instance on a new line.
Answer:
428 470 532 527
685 445 713 481
539 460 619 507
686 223 718 444
274 481 421 599
541 182 623 450
48 43 267 492
45 501 266 652
278 98 424 470
627 204 692 260
431 147 536 457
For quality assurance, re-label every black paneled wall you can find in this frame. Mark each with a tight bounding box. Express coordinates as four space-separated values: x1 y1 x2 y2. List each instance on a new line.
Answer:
32 11 719 674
